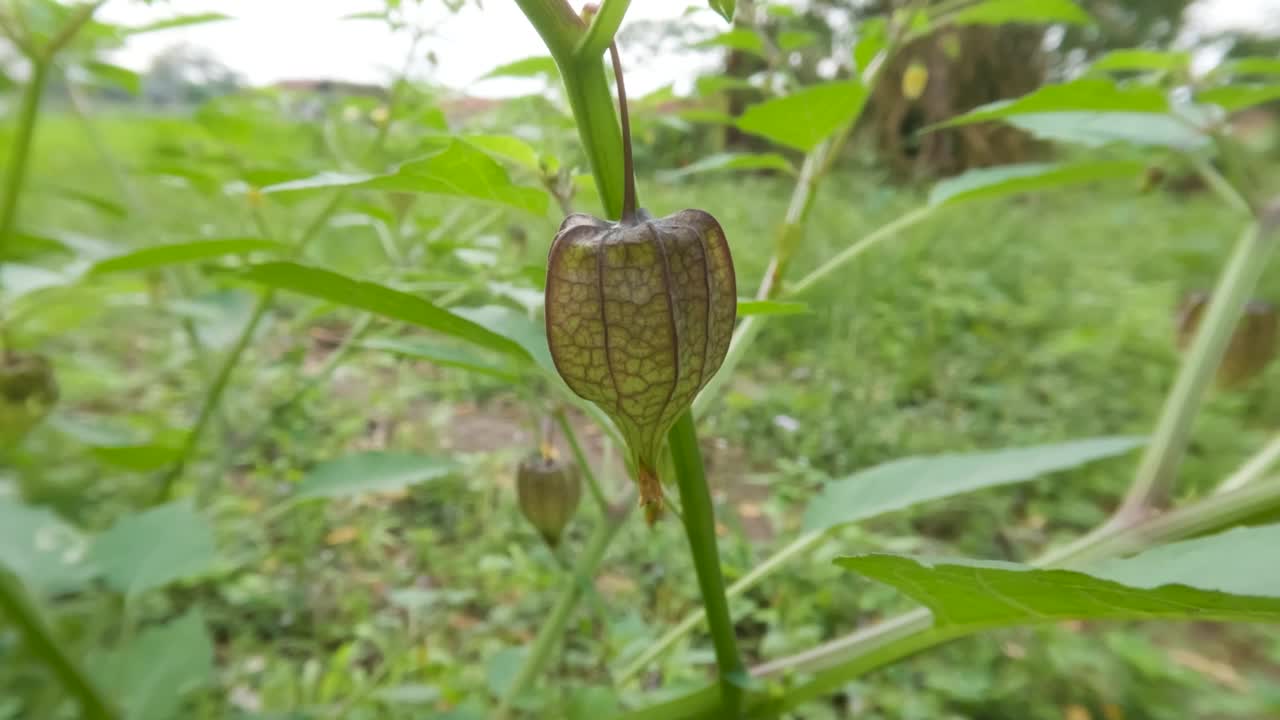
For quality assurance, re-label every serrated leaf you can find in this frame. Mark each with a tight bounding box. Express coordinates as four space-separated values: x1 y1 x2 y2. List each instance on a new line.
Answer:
360 337 521 380
737 299 809 316
1198 85 1280 112
88 502 218 597
0 498 95 595
234 262 532 360
264 141 548 214
658 152 795 181
929 161 1145 206
695 29 764 55
804 437 1142 531
837 524 1280 627
482 56 559 81
1091 49 1190 74
737 80 868 152
126 12 232 34
949 0 1091 26
295 452 459 500
94 612 214 720
89 238 285 276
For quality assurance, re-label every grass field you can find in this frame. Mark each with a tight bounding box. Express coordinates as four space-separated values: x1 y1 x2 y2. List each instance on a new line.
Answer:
5 108 1280 720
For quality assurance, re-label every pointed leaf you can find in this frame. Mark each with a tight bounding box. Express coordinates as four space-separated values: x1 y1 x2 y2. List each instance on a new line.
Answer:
658 152 795 181
294 452 459 500
940 79 1169 128
708 0 735 22
0 498 95 595
695 29 765 55
89 238 285 276
360 337 521 380
949 0 1091 26
88 502 218 597
82 61 142 94
235 262 532 360
1197 85 1280 112
837 524 1280 627
1091 50 1190 74
804 437 1143 531
126 12 232 34
737 299 809 316
482 56 559 81
929 161 1145 206
94 612 214 720
737 81 868 152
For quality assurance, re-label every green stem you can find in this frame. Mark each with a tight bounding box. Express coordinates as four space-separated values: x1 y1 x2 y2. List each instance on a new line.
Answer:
577 0 631 58
495 499 633 717
668 412 746 715
554 408 610 515
0 59 48 258
0 574 119 720
1116 214 1277 517
1216 433 1280 494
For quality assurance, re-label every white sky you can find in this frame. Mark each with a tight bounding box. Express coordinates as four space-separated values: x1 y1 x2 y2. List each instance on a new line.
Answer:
100 0 1280 97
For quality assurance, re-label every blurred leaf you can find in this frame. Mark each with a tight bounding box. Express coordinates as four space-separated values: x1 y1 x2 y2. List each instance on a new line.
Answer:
264 141 548 214
1197 85 1280 112
940 79 1169 128
737 299 809 316
452 305 555 374
94 612 214 720
483 56 559 81
567 687 623 719
1006 112 1209 150
81 61 141 94
677 108 736 125
804 437 1142 531
295 452 458 500
949 0 1091 26
125 12 232 34
929 161 1145 206
463 134 541 171
708 0 735 22
658 152 795 181
837 524 1280 626
0 498 94 595
360 337 521 380
342 10 387 21
89 502 218 596
694 75 757 97
170 290 258 350
89 238 285 276
235 262 532 359
41 186 127 219
695 29 764 55
1217 57 1280 78
737 80 867 152
487 646 529 698
90 443 183 472
853 17 887 75
375 684 441 704
1091 49 1190 74
777 30 818 51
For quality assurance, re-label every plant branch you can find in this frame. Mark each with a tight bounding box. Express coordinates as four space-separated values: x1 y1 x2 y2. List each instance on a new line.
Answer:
668 412 747 715
0 574 119 720
0 59 48 259
1216 433 1280 494
555 407 610 515
577 0 631 59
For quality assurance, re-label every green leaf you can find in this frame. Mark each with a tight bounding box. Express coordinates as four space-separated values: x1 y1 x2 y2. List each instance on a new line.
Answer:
737 299 809 316
695 29 765 55
487 646 530 698
295 452 459 500
483 56 559 81
1006 112 1209 150
1198 85 1280 112
949 0 1091 26
82 61 142 94
463 134 541 171
91 443 183 472
94 612 214 720
89 238 285 276
1217 57 1280 78
777 30 818 51
42 186 127 218
837 524 1280 627
452 305 555 374
940 79 1168 128
708 0 735 22
88 502 218 597
658 152 795 181
264 141 548 214
0 498 94 595
1090 49 1190 74
929 161 1145 206
737 80 868 152
804 437 1142 531
234 263 531 359
126 12 232 35
853 18 887 75
360 337 521 380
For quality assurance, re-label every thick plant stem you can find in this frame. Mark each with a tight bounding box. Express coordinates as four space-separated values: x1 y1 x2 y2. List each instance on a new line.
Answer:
0 574 119 720
495 499 632 718
0 59 48 257
668 411 746 716
1116 212 1278 518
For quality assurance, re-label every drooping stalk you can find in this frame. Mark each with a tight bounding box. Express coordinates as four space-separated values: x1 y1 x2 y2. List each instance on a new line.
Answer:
610 41 638 222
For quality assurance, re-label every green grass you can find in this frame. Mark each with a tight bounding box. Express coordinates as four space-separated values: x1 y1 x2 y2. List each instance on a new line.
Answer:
3 109 1280 720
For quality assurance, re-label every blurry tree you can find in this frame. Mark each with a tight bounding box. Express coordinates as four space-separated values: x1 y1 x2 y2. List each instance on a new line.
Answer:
143 44 244 107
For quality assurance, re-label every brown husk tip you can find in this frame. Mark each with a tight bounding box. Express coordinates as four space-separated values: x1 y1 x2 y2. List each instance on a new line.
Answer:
637 465 664 525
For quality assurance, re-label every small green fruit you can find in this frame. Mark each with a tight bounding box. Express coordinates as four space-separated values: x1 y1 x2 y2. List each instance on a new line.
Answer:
545 209 736 522
0 352 59 446
516 452 582 547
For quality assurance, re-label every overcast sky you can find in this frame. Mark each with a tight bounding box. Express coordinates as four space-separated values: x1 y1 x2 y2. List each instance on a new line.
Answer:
100 0 1280 97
